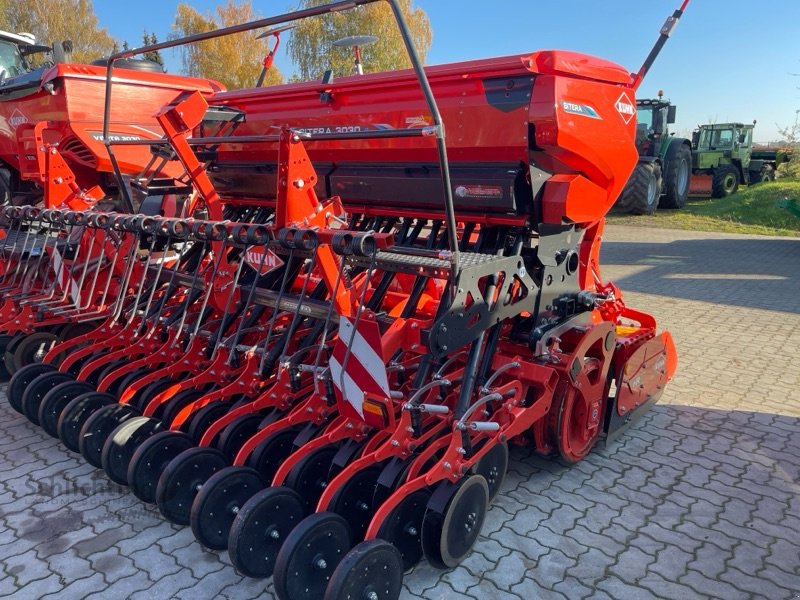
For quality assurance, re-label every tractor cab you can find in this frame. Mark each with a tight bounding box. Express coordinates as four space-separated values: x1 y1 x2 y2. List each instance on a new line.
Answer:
689 121 761 196
0 32 30 80
692 123 754 178
615 92 690 214
692 122 754 168
634 95 677 157
0 30 66 97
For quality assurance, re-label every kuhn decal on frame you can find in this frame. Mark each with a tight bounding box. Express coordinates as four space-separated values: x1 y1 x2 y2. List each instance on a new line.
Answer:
615 92 636 124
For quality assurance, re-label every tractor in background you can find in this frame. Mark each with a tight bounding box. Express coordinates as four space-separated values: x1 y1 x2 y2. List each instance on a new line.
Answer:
689 121 779 197
615 92 692 214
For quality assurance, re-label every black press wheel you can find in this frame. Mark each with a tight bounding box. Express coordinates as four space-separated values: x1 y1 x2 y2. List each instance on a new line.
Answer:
57 392 116 452
190 466 265 550
712 165 739 198
157 388 207 425
38 380 95 438
6 362 58 414
21 371 74 425
217 413 265 461
93 359 129 391
421 474 489 569
186 401 234 444
55 322 97 343
101 416 165 485
473 441 509 503
109 367 151 399
129 378 175 414
324 539 404 600
375 488 431 570
3 333 28 376
245 426 303 484
285 446 339 514
127 431 195 503
12 331 60 373
330 465 384 542
78 403 140 467
273 512 352 600
0 334 15 382
228 485 306 579
156 446 228 525
372 457 412 511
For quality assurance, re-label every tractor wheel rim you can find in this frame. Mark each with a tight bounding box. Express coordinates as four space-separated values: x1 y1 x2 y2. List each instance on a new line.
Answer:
677 160 689 194
647 176 657 206
724 173 736 192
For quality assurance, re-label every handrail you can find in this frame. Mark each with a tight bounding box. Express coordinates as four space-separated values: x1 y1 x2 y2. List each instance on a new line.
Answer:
101 0 461 278
106 126 437 148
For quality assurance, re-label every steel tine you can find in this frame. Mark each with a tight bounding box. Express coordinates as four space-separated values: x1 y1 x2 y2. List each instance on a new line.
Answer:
33 211 92 307
256 229 303 375
164 227 212 346
14 209 54 298
111 216 147 323
49 212 125 318
8 208 43 289
139 217 186 338
75 215 118 311
119 215 160 326
0 208 28 285
20 209 66 300
217 224 265 364
185 221 232 345
273 231 320 367
145 218 196 341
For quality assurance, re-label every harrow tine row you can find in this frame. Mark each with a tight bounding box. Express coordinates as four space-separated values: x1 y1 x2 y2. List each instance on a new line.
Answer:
3 192 675 600
2 176 676 600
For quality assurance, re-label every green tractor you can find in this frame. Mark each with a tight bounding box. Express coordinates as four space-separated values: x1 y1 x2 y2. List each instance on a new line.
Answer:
689 121 776 198
616 93 692 214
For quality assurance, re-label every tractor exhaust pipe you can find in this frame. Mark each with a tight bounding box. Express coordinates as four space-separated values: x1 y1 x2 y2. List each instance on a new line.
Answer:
630 0 689 91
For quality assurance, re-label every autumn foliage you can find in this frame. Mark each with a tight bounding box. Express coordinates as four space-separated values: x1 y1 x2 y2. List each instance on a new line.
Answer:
288 0 432 81
172 0 283 90
0 0 116 64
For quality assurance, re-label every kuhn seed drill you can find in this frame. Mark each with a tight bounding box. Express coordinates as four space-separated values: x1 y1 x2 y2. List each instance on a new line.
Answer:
1 1 686 598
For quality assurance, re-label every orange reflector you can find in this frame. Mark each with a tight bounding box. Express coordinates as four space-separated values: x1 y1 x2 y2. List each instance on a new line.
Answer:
363 398 390 428
615 326 640 336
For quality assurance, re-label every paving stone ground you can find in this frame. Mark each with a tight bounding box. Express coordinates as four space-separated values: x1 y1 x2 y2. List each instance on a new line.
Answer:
0 225 798 600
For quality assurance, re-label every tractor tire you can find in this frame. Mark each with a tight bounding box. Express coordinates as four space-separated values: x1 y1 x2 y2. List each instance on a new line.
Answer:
711 165 739 198
90 58 164 73
618 162 662 215
759 165 775 182
660 145 690 209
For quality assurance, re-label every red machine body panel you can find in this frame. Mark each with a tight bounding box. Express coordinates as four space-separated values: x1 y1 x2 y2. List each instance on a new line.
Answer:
212 54 533 164
196 50 638 225
0 63 224 181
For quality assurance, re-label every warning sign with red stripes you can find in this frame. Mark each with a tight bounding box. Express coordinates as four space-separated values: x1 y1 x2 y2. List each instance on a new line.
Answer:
329 315 390 421
46 247 80 303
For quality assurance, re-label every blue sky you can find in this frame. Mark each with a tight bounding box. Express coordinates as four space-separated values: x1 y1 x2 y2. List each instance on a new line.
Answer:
94 0 800 142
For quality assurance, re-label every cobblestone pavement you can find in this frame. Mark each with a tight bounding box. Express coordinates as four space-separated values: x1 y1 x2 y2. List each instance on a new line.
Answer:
0 225 798 600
